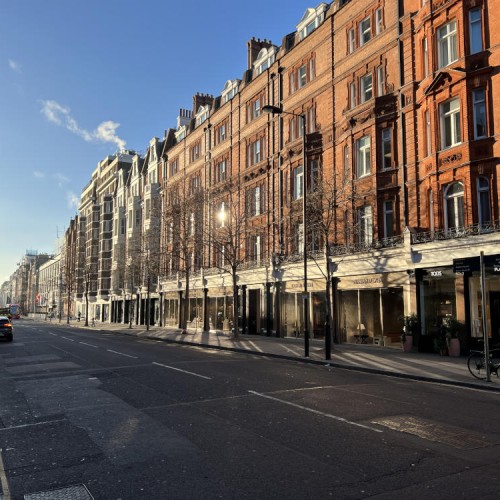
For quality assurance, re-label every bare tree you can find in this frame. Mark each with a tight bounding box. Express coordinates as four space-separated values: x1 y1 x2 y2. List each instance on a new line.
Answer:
207 180 248 338
162 176 204 330
306 163 354 356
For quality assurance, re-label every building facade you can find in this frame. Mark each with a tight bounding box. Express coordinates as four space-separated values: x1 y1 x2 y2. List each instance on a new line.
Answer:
7 0 500 354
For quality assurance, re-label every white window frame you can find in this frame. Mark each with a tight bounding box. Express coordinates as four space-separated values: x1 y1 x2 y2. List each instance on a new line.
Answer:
375 8 383 35
360 73 373 103
469 8 483 54
359 17 371 46
377 65 385 96
444 182 464 230
298 64 307 89
349 28 355 53
294 165 304 200
356 135 371 178
437 20 457 69
472 88 486 139
440 98 461 149
350 81 357 108
358 206 373 246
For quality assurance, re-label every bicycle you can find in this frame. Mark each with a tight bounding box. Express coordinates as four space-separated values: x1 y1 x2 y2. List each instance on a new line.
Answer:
467 349 500 380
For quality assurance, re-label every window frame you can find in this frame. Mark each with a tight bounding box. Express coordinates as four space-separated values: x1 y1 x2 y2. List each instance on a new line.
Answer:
383 200 394 239
359 17 371 46
360 73 373 103
444 182 465 231
477 176 491 226
380 127 392 170
472 88 487 139
356 135 371 178
469 8 483 55
440 97 461 150
437 20 458 69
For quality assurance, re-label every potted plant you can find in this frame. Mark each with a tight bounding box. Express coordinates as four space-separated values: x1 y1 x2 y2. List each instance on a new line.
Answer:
401 313 418 352
443 316 463 357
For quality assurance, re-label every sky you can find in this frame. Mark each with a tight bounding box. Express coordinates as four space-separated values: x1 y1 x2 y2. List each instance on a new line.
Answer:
0 0 315 283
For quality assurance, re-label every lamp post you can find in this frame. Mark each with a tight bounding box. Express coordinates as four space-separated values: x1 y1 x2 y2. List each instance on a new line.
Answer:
263 105 309 357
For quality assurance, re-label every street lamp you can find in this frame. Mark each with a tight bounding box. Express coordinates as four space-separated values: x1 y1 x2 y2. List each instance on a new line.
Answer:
263 105 309 357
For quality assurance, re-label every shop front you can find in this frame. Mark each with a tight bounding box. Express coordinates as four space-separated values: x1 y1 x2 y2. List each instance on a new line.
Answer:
280 279 327 339
337 273 406 344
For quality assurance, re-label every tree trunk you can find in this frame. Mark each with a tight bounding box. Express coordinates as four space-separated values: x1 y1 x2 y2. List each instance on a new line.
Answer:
232 267 239 339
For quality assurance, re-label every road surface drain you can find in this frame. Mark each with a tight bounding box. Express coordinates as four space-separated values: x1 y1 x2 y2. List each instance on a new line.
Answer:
24 484 93 500
372 415 497 449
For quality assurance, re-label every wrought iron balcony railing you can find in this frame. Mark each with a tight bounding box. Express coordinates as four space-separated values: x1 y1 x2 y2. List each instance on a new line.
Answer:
411 221 500 245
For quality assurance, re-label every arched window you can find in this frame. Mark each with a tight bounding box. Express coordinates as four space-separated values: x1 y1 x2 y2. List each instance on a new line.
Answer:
444 182 464 230
477 176 491 226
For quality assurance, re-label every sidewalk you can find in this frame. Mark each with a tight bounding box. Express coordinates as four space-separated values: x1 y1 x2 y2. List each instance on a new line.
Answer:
55 319 500 392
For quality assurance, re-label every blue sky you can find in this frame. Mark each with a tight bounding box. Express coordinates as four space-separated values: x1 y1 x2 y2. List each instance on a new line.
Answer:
0 0 315 283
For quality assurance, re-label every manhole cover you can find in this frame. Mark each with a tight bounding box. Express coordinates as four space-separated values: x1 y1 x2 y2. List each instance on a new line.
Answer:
24 484 93 500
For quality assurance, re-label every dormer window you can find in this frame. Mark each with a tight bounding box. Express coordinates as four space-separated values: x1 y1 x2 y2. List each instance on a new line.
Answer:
296 4 327 41
175 126 187 143
221 79 240 104
253 46 277 76
195 105 210 127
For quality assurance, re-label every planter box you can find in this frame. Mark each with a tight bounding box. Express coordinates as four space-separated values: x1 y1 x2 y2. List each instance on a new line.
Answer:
447 337 460 357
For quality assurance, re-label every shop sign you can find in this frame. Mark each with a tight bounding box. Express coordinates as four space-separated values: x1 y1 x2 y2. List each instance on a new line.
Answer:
337 272 407 289
484 254 500 273
453 257 480 273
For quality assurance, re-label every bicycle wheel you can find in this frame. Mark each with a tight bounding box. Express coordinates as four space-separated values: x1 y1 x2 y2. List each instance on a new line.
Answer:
467 352 487 380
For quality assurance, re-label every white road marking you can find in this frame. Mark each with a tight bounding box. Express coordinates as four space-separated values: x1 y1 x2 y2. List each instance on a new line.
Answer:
61 336 75 342
47 332 57 336
248 390 383 433
79 342 98 348
107 349 137 359
152 362 212 380
0 419 66 432
0 448 11 500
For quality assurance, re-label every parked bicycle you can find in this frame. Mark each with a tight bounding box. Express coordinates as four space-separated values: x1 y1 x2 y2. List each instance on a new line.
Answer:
467 348 500 380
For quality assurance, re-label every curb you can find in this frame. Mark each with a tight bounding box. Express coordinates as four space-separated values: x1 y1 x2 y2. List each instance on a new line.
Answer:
44 321 500 393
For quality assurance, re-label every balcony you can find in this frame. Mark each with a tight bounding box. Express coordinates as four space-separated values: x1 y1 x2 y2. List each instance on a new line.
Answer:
411 221 500 245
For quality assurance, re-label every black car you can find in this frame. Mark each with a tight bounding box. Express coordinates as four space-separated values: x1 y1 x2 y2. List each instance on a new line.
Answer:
0 316 13 341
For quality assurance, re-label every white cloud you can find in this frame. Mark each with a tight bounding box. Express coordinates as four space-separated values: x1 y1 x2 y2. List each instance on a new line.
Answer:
54 173 70 187
33 171 45 179
8 59 21 72
66 191 80 210
40 99 126 151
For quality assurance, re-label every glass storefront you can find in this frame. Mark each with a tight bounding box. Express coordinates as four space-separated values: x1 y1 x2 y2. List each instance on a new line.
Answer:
419 268 457 338
339 287 404 343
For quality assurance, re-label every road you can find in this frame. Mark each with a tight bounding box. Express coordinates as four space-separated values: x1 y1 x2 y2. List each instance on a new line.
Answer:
0 321 499 499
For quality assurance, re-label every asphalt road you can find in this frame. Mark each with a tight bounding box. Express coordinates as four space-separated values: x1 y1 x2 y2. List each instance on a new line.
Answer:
0 321 499 499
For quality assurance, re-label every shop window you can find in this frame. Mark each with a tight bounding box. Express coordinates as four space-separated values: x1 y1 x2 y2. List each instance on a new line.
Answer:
477 177 491 226
444 182 464 230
